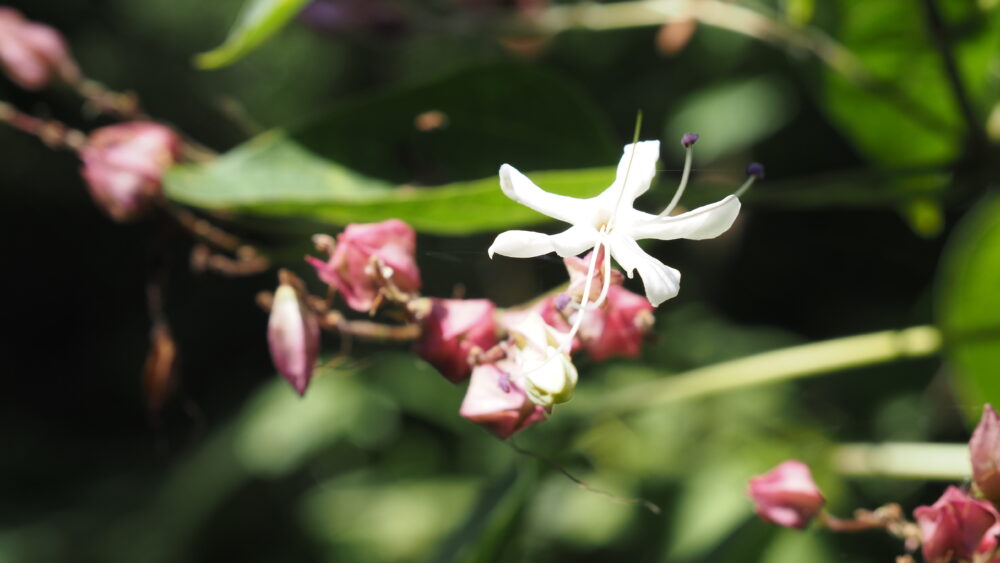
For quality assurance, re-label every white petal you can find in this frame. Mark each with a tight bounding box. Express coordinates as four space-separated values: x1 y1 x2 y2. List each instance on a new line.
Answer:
597 140 660 208
488 230 554 258
627 195 741 241
499 164 591 225
608 234 681 307
548 225 599 257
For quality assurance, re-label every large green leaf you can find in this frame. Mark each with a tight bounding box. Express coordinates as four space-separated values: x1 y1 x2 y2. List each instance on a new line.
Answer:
822 0 1000 168
937 193 1000 422
164 65 619 234
195 0 310 69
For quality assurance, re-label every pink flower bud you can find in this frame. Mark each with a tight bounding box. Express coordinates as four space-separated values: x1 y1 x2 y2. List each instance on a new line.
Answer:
268 283 320 395
459 362 547 439
579 285 654 362
0 8 79 90
80 122 182 222
416 298 498 383
914 486 1000 563
564 248 623 303
307 219 421 312
972 404 1000 505
747 460 825 529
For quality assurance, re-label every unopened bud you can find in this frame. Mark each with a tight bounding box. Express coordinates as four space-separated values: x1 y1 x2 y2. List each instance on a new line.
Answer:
747 162 766 180
971 404 1000 504
80 122 182 222
508 313 577 407
747 460 825 529
307 219 421 312
0 8 79 90
914 486 1000 562
681 132 700 148
415 298 498 383
459 362 547 439
268 282 320 395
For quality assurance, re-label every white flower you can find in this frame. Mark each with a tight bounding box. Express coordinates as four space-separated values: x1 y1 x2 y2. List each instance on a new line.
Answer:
488 140 742 306
507 312 578 407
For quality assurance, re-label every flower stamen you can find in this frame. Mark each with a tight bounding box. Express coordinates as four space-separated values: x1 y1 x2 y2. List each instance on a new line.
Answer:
660 132 699 217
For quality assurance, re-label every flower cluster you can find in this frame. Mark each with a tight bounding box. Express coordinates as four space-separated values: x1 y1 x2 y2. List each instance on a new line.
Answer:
748 405 1000 563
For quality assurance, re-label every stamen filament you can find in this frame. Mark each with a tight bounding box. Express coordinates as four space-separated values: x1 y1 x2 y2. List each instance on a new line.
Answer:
564 239 604 351
734 176 756 198
660 145 693 217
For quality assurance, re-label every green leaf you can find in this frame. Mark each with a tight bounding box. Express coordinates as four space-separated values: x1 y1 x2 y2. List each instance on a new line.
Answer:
164 64 618 234
195 0 310 69
937 192 1000 422
821 0 998 168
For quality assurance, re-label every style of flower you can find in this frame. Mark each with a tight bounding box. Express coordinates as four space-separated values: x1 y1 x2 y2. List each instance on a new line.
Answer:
747 460 826 529
914 486 1000 563
488 139 747 307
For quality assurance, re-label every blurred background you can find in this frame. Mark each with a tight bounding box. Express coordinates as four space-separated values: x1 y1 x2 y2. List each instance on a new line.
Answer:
1 0 998 561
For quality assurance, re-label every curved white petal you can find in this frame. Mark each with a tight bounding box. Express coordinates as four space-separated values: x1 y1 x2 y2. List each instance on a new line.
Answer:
548 225 599 257
597 140 660 208
488 230 555 258
499 164 590 225
607 234 681 307
627 195 741 241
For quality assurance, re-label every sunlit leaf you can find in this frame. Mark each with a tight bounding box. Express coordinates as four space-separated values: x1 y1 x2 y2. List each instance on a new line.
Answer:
164 65 618 234
195 0 310 69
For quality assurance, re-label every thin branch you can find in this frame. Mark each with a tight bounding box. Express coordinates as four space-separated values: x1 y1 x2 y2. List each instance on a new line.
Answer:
917 0 986 153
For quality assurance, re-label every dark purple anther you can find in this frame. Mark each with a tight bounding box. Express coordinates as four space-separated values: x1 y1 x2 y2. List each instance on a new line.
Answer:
681 133 699 148
747 162 765 180
554 293 572 311
497 371 512 393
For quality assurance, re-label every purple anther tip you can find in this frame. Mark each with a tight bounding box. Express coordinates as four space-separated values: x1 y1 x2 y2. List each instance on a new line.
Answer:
554 293 572 311
747 162 765 180
498 371 512 393
681 133 700 148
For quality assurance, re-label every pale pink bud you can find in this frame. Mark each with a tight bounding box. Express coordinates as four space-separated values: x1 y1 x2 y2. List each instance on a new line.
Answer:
459 362 546 439
0 8 79 90
914 486 1000 563
80 122 182 222
579 285 654 362
307 219 421 312
747 460 825 529
416 298 497 383
563 248 624 303
972 404 1000 504
268 283 320 395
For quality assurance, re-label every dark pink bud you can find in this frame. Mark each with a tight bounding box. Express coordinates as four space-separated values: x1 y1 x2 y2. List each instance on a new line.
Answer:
580 285 654 362
459 362 546 439
416 298 497 383
914 486 1000 563
0 8 79 90
747 460 825 529
80 122 182 222
971 404 1000 505
268 283 320 395
307 219 421 312
681 132 699 148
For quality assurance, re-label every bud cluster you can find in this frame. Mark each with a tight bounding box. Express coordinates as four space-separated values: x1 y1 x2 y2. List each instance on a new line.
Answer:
748 405 1000 563
265 217 657 438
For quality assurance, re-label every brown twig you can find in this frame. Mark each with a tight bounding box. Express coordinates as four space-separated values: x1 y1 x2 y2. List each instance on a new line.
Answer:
190 243 269 277
0 100 87 151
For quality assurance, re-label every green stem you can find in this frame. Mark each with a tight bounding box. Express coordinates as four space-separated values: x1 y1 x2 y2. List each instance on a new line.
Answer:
595 325 942 414
832 442 969 480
